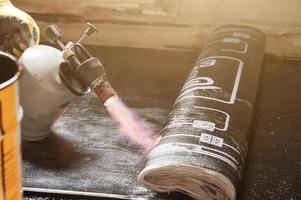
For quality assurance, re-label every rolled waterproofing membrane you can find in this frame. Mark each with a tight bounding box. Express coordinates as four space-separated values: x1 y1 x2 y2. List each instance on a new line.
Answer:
138 25 265 200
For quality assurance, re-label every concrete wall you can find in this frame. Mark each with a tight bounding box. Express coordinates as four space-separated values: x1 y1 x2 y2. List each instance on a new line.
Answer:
13 0 301 58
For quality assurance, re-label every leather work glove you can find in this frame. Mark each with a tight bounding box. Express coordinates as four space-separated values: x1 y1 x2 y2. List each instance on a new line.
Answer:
0 0 39 57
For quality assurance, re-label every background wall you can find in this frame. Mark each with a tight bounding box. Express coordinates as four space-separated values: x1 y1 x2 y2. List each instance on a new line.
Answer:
14 0 301 58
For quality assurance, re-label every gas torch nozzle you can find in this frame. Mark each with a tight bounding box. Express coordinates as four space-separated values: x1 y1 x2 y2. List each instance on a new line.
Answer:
73 56 117 104
91 79 117 105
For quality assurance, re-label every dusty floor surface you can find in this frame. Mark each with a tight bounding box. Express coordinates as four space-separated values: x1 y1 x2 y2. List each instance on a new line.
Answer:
23 46 300 200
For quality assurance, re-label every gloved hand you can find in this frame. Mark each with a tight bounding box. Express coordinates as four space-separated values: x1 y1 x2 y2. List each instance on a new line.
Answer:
0 0 39 57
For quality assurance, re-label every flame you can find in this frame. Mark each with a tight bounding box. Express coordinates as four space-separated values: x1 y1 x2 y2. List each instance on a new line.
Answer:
104 96 159 154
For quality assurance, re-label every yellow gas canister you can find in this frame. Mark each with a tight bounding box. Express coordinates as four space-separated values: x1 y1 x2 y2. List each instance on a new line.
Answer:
0 52 22 200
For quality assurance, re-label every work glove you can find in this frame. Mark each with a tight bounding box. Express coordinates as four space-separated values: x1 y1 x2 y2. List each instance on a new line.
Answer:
0 0 39 57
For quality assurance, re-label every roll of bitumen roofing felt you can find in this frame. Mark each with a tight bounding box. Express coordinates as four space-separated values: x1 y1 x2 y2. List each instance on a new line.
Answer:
138 25 265 200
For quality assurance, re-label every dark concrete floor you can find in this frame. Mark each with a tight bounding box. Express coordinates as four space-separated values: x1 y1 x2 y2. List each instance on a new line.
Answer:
23 46 300 200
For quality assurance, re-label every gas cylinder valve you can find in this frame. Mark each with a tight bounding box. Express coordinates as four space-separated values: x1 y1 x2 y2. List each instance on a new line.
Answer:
45 23 116 103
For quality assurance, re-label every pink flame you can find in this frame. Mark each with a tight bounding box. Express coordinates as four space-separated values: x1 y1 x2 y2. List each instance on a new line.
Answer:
104 95 159 154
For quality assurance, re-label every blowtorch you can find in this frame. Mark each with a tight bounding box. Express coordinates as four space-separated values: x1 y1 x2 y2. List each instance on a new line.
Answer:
19 23 158 152
45 23 117 103
19 23 118 141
